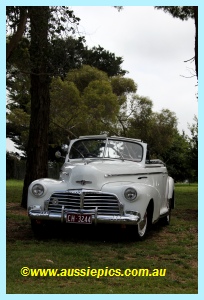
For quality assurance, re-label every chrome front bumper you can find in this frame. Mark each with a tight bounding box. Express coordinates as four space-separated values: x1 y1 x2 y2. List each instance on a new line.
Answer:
28 206 141 225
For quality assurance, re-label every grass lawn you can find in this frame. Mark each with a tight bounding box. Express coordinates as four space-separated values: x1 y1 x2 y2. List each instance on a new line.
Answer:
6 180 198 294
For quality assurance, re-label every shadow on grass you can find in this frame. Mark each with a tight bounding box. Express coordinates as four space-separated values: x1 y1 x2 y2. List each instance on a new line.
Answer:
7 202 193 245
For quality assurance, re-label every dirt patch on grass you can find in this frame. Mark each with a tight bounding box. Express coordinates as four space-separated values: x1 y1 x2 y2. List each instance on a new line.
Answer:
183 209 198 220
7 203 28 216
175 208 198 221
6 203 33 241
6 218 33 242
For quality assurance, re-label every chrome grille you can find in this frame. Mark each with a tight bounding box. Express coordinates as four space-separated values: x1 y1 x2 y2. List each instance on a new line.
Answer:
48 191 120 215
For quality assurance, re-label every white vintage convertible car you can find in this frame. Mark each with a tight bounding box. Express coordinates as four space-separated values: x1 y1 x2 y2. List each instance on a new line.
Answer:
28 135 174 239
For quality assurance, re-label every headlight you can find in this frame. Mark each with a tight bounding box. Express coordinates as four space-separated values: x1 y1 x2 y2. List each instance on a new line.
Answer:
32 184 44 197
124 188 137 201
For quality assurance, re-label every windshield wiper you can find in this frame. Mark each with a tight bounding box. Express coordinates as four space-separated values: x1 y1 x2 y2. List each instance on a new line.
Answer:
71 146 85 159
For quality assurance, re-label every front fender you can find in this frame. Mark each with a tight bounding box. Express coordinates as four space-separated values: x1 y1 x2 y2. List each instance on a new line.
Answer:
27 178 67 210
101 182 161 222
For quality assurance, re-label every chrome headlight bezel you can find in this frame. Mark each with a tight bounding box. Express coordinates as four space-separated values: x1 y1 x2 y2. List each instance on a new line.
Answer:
124 188 137 202
32 184 45 198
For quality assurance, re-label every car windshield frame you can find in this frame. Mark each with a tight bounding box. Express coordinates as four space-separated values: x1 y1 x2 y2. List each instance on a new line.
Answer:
68 138 143 162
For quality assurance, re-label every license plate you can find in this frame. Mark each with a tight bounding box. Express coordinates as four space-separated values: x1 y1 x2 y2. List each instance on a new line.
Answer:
66 213 92 224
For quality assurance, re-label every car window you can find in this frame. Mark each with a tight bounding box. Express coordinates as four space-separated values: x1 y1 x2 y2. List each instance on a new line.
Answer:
69 139 106 159
105 140 143 161
69 139 143 161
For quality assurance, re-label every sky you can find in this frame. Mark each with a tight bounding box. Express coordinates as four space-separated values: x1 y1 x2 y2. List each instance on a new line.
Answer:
6 5 198 153
71 6 198 134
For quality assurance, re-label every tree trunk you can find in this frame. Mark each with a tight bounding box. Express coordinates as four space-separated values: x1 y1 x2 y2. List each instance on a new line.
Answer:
21 7 50 208
193 6 198 79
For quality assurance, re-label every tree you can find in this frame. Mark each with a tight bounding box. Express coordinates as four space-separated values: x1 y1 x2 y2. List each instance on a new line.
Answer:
6 33 127 153
7 6 80 208
155 6 198 79
187 116 198 181
49 65 120 141
42 37 127 79
161 131 191 181
147 109 178 157
117 95 178 158
82 46 127 76
116 95 153 137
6 37 31 152
21 7 51 208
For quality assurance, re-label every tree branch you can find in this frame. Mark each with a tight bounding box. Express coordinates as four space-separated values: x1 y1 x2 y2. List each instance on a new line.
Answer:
6 8 29 61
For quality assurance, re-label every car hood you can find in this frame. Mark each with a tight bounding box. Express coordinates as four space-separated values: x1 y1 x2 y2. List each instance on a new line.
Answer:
62 160 144 190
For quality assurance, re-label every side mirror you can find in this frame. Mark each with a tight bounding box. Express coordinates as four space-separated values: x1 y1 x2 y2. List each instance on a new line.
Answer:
61 144 69 151
55 151 63 159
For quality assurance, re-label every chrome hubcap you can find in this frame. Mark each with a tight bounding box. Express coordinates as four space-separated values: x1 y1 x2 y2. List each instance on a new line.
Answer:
138 212 147 237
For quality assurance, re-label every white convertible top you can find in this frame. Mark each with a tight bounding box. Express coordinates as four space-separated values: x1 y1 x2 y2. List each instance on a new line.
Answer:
78 134 142 142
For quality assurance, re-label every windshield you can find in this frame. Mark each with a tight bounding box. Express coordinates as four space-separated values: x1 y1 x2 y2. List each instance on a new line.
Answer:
69 138 143 162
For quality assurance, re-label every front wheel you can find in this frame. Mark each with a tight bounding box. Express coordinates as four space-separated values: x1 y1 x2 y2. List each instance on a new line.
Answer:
137 211 148 239
136 203 153 240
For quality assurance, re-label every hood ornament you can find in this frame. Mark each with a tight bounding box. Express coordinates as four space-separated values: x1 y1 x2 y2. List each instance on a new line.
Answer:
76 180 92 186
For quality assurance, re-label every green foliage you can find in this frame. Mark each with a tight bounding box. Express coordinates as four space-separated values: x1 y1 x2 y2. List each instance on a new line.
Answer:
148 109 178 156
7 34 127 86
41 37 127 79
6 6 81 40
82 45 127 76
118 96 178 158
6 37 30 74
6 34 127 148
48 7 80 36
65 64 108 92
6 108 30 150
162 132 191 181
110 76 137 106
111 76 137 96
187 116 198 181
83 80 118 119
155 6 194 21
48 37 86 78
49 66 119 141
50 76 84 143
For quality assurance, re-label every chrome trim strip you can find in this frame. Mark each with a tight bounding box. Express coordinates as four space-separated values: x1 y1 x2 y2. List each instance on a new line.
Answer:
95 207 98 225
61 205 64 222
104 172 167 178
80 192 84 209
